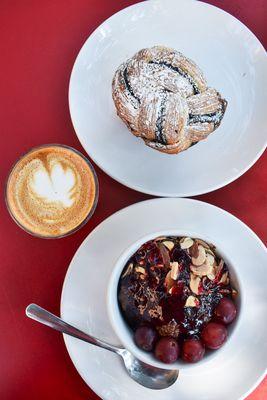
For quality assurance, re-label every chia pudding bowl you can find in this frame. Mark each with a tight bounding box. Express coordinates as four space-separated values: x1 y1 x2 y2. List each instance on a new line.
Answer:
107 230 241 369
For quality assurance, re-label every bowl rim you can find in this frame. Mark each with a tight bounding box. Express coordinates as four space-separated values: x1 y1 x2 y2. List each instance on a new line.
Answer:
107 229 243 370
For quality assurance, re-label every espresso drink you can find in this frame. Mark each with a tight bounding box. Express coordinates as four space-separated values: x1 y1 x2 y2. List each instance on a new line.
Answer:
6 145 98 237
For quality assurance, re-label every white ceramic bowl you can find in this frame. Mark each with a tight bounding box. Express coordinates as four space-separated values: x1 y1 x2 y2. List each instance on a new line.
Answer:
107 229 241 370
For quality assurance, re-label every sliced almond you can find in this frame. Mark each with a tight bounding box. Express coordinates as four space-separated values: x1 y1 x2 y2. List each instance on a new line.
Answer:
196 239 210 249
122 263 133 278
155 276 160 284
219 272 229 285
165 270 175 292
192 245 206 266
232 288 238 298
157 242 170 268
214 259 224 280
155 236 167 241
180 237 194 249
206 252 215 266
190 262 213 277
190 241 199 258
207 263 217 280
185 295 199 307
189 274 201 294
135 266 146 274
168 286 177 295
170 262 179 280
163 240 174 251
206 248 216 257
207 272 216 281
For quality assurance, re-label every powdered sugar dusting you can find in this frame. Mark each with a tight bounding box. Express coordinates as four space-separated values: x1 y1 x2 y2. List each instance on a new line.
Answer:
112 46 227 154
128 59 194 99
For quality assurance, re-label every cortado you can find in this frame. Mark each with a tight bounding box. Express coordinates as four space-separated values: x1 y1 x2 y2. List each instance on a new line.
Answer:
6 145 98 238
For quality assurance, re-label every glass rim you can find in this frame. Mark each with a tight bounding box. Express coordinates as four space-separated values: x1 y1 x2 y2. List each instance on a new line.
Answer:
5 143 99 239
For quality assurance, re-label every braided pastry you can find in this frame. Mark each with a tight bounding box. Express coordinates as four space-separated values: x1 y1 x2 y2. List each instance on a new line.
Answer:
112 46 227 154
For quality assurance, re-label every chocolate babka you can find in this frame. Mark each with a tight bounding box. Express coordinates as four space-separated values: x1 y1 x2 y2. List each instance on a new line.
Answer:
112 46 227 154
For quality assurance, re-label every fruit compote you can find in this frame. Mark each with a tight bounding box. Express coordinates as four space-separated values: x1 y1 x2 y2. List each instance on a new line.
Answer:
118 236 238 364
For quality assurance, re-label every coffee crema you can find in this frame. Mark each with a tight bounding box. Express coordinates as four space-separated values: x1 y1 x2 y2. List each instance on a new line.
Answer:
6 145 98 237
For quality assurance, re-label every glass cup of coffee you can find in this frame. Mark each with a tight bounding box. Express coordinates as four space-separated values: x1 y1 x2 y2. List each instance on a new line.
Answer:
5 144 99 238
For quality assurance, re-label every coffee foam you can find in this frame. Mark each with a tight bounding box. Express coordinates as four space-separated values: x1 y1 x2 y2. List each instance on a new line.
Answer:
7 146 97 237
30 161 76 207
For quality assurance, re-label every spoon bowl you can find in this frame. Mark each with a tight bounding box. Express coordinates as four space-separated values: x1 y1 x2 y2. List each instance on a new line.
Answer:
119 348 178 389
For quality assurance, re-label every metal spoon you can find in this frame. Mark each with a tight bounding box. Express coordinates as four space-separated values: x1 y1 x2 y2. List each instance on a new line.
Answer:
26 304 178 390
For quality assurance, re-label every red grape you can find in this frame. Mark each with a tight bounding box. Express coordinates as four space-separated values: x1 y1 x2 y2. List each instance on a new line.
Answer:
215 298 237 325
182 339 205 363
201 322 227 350
154 337 180 363
134 326 157 352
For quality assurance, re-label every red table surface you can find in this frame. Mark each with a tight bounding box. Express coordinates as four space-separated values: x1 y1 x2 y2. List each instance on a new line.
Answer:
0 1 266 399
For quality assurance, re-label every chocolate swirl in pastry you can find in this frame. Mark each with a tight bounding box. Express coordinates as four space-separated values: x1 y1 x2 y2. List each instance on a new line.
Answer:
112 46 227 154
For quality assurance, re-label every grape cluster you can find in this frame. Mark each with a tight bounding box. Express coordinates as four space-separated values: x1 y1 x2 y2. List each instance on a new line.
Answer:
134 297 237 364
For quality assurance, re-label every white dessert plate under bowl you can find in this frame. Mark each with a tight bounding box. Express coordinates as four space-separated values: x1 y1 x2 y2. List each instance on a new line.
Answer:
69 0 267 197
61 198 267 400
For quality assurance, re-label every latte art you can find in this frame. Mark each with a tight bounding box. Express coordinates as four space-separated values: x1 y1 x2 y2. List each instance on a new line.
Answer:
6 145 98 237
29 160 76 207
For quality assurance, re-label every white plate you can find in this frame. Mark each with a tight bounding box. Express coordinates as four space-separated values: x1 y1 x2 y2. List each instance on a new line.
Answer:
69 0 267 197
61 198 267 400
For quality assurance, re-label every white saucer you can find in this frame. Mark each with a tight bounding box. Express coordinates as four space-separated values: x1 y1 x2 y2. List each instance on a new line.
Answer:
69 0 267 197
61 198 267 400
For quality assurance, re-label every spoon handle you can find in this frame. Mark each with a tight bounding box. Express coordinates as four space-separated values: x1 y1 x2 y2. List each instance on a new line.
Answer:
26 303 121 354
